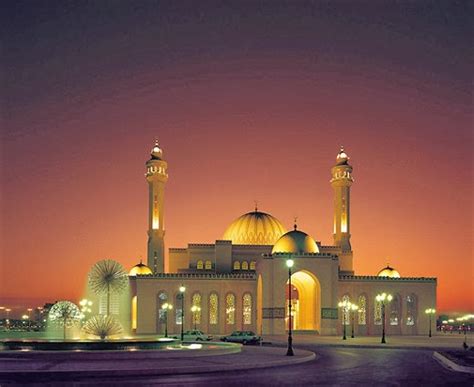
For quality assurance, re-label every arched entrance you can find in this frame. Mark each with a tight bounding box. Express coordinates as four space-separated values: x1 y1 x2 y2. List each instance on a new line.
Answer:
285 270 321 332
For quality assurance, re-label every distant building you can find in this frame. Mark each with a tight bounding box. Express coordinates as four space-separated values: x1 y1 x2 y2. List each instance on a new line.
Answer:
129 142 436 336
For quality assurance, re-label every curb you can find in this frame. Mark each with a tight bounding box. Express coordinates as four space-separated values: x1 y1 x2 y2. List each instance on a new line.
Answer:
269 340 466 352
433 351 474 374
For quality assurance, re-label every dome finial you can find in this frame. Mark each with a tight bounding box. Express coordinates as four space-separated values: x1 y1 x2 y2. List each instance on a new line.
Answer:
293 216 298 231
150 139 163 159
336 146 350 165
254 200 258 212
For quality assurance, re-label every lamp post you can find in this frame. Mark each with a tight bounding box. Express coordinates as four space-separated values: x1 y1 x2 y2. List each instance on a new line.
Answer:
425 308 436 338
286 259 294 356
5 308 11 329
351 303 359 338
338 300 349 340
376 293 392 344
161 303 173 337
179 285 186 341
191 305 201 330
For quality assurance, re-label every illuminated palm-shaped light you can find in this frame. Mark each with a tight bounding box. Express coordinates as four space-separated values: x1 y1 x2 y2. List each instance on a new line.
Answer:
82 315 123 340
88 259 128 316
48 301 82 340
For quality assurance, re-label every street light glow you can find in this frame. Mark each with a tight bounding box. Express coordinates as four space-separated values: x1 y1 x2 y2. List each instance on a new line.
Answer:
286 259 294 268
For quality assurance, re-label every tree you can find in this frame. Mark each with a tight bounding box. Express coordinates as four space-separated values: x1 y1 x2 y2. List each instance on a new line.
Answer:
48 301 82 340
88 259 128 315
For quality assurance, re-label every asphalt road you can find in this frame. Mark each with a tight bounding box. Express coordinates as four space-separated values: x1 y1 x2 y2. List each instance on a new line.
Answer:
116 345 473 386
2 345 473 385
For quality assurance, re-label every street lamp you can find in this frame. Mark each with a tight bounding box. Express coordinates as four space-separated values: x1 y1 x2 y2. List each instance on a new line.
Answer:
351 303 359 338
338 300 350 340
425 308 436 338
286 259 294 356
161 303 173 337
5 308 11 329
376 293 393 344
191 305 201 330
179 285 186 341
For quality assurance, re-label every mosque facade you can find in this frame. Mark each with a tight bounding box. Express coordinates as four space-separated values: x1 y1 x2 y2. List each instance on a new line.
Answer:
129 142 437 336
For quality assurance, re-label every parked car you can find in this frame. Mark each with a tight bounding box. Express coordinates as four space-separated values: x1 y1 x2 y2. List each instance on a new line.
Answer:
220 331 261 345
172 330 212 341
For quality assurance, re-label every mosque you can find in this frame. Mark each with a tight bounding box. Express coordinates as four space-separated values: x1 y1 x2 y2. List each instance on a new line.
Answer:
127 142 436 336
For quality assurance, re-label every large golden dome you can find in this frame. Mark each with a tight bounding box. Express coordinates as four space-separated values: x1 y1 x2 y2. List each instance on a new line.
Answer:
272 228 319 254
223 210 286 245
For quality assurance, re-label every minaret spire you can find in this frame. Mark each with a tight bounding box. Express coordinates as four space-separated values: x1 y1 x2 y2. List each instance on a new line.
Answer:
330 146 354 273
146 139 168 273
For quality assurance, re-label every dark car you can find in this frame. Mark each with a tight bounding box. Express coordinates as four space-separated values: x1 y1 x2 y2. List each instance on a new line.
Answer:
220 331 261 344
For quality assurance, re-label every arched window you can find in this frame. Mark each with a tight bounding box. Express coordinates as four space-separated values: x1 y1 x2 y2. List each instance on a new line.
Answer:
157 292 168 329
233 261 240 270
192 293 202 325
209 293 218 325
374 297 382 325
406 294 417 326
175 293 183 325
226 293 235 325
390 294 400 325
205 260 212 270
358 295 367 325
249 261 256 270
197 260 203 270
241 261 249 270
341 295 350 325
243 294 252 325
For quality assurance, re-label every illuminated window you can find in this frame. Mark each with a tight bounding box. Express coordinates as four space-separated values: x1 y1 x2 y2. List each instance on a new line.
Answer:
152 195 159 229
243 294 252 325
341 295 350 325
197 260 203 270
192 293 202 325
390 294 400 325
233 261 240 270
406 294 417 326
131 296 137 330
374 298 382 325
249 261 256 270
209 293 218 325
175 294 183 325
157 292 168 329
205 260 212 270
358 295 366 325
241 261 249 270
226 293 235 325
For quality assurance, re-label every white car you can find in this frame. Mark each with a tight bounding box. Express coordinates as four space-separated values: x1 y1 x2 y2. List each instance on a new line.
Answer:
173 330 212 341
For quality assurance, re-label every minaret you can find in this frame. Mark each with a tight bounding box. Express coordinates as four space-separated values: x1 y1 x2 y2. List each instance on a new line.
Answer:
146 140 168 273
330 147 354 252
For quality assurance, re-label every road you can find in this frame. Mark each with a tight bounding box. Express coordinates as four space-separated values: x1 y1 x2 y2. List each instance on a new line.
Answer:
116 345 473 386
1 345 472 385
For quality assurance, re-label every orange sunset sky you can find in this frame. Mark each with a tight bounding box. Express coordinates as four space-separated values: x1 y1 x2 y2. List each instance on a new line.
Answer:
1 1 472 315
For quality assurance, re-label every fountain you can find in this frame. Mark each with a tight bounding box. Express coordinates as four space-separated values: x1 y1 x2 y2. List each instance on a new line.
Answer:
0 259 239 355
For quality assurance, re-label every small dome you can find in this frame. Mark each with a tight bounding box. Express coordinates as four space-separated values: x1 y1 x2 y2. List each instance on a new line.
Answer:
377 265 400 278
272 228 319 254
223 210 286 245
129 261 153 276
